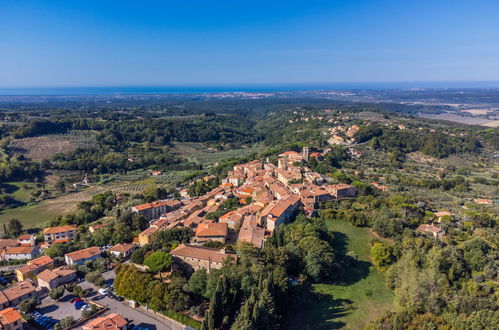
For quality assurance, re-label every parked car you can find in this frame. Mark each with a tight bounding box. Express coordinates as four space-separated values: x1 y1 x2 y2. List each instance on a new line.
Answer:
114 296 124 302
98 288 109 295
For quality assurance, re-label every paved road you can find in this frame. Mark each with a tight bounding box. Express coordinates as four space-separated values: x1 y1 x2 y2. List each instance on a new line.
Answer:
78 270 183 330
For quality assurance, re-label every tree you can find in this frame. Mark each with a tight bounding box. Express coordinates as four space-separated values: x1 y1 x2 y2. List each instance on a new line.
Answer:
60 316 75 328
55 180 66 193
18 297 38 313
8 218 23 237
371 242 396 269
49 287 65 300
144 251 172 273
86 270 105 286
185 269 208 297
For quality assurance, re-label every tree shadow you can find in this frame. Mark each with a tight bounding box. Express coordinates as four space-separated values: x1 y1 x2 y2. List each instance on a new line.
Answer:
284 286 350 330
0 183 19 194
38 304 58 314
326 231 371 286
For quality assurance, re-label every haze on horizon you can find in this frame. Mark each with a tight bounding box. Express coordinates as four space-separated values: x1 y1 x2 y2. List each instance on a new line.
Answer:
1 0 499 88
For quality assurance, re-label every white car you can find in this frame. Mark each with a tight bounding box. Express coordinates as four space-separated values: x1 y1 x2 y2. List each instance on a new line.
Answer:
98 288 108 295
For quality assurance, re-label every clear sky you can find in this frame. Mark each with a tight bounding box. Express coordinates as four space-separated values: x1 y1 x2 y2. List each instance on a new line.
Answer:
1 0 499 87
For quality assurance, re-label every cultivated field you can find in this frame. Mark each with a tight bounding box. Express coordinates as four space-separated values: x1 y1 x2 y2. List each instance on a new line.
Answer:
9 130 97 161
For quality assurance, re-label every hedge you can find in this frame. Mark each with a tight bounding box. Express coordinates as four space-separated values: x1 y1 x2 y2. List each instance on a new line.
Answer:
161 310 202 329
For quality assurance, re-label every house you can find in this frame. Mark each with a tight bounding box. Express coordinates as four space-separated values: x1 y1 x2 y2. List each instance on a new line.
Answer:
171 244 237 273
260 195 301 232
434 211 453 223
0 307 23 330
131 200 182 221
88 223 109 233
137 226 160 246
18 234 35 247
371 182 389 192
82 313 128 330
0 281 36 309
64 246 101 266
474 198 493 205
37 266 77 290
4 246 39 261
194 221 228 243
43 225 77 247
0 240 20 261
108 243 136 259
417 224 445 238
15 255 54 282
327 184 357 198
237 215 266 249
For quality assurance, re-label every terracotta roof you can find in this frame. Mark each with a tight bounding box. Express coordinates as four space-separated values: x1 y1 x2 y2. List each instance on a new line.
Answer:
0 239 19 249
30 255 54 265
18 234 34 240
139 226 159 238
83 313 128 329
43 225 77 235
37 266 76 283
65 246 101 261
238 215 265 248
37 269 59 283
5 246 35 255
417 224 443 234
0 281 35 303
52 239 70 244
171 244 237 263
89 223 109 231
109 243 135 253
0 307 22 325
132 200 173 211
195 221 228 238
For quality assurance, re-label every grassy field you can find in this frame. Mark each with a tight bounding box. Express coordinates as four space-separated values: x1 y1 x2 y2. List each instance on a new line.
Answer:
0 186 108 229
285 221 394 329
171 142 264 166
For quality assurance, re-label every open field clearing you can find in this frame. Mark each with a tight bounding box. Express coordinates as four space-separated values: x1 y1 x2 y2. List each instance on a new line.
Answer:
0 186 107 228
172 142 264 165
285 221 394 330
8 130 97 161
420 113 499 127
461 109 495 115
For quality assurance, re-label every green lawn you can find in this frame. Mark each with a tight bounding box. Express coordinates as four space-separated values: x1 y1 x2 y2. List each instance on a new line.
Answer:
285 221 394 329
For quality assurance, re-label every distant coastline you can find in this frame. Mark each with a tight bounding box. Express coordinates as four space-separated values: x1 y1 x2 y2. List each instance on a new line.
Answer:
1 81 499 96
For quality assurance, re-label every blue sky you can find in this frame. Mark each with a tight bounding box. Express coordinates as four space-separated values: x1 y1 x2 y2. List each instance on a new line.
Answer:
1 0 498 87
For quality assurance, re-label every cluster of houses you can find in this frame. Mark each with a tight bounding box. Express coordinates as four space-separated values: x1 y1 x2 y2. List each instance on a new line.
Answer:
131 149 358 273
0 224 136 312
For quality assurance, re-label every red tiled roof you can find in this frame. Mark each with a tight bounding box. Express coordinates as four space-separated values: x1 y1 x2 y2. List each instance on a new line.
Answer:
195 221 228 238
43 225 76 235
65 246 101 261
83 313 128 329
171 244 237 263
0 307 22 325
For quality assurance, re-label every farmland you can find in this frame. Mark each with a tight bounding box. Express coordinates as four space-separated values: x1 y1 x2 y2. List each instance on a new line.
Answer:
8 130 97 161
